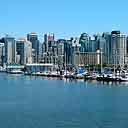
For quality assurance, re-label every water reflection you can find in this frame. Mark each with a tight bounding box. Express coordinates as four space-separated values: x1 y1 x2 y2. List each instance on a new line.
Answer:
1 73 128 128
97 81 128 87
2 73 128 87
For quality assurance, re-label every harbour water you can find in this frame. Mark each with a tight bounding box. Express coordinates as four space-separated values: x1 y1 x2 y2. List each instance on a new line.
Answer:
0 73 128 128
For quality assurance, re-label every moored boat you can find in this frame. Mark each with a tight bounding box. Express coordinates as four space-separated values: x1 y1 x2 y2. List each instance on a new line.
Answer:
8 70 24 74
0 67 6 72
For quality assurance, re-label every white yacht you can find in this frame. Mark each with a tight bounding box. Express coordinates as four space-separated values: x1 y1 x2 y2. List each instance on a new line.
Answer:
0 66 6 72
8 70 24 74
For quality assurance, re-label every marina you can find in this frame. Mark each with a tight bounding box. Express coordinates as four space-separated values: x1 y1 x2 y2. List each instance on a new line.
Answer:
1 64 128 82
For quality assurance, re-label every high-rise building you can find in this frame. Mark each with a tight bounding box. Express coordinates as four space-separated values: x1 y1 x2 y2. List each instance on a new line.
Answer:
4 35 16 64
38 42 43 63
0 43 4 66
79 33 90 52
71 38 81 66
42 33 57 65
43 34 48 53
79 33 97 53
94 34 106 64
57 39 65 55
16 38 32 65
27 33 39 63
111 31 127 66
64 38 72 66
57 39 65 69
43 33 55 53
127 37 128 55
102 32 111 64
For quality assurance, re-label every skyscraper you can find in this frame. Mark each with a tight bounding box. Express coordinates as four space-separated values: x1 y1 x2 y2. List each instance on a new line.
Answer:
0 43 4 66
94 34 106 64
79 33 90 52
16 38 32 65
43 33 55 53
57 39 65 56
102 32 111 64
27 33 39 63
4 35 16 64
64 38 72 66
111 31 127 66
57 39 65 69
42 33 56 64
71 38 81 66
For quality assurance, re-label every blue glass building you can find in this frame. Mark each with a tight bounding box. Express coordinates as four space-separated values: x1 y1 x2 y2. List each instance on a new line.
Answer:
27 33 39 63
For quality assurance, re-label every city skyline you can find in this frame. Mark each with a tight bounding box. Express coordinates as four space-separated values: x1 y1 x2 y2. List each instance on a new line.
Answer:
0 30 127 66
0 30 128 41
0 0 128 39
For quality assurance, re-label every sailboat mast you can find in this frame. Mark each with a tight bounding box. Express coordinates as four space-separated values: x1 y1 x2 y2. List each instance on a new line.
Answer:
101 48 103 73
65 51 66 70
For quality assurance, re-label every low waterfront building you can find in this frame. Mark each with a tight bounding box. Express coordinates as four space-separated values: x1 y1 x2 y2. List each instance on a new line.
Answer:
6 64 25 72
25 63 54 73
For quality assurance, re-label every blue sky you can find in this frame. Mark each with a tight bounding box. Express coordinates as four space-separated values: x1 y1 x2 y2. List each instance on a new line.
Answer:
0 0 128 39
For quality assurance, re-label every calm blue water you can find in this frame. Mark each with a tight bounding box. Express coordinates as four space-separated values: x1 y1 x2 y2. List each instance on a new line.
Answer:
0 73 128 128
